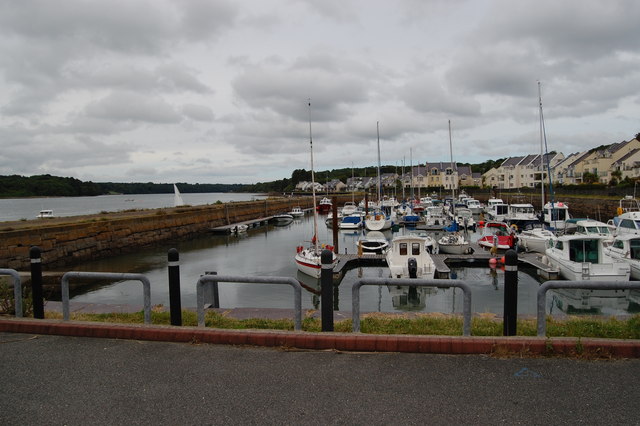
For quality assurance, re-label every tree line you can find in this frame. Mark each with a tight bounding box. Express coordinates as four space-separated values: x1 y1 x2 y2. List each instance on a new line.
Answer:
0 160 506 198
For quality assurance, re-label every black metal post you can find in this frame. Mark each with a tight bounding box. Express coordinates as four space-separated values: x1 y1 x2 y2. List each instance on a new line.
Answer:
29 246 44 319
167 248 182 326
503 249 518 336
321 249 334 332
331 196 339 254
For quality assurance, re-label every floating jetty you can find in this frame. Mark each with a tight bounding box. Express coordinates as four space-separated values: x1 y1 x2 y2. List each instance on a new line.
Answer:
331 243 559 281
210 216 273 234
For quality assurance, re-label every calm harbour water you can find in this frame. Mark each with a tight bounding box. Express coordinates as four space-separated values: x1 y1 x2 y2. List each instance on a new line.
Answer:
3 194 638 316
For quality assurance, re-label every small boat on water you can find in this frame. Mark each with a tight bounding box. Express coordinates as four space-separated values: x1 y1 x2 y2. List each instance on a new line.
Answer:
173 184 185 207
386 235 436 279
36 209 54 219
455 208 476 231
358 231 389 255
341 201 358 216
564 218 615 245
272 213 294 225
438 233 473 255
517 223 557 254
541 201 571 231
604 234 640 280
338 215 363 230
365 210 392 231
544 235 630 281
477 221 516 251
289 206 305 217
232 224 249 233
317 197 332 213
505 203 539 231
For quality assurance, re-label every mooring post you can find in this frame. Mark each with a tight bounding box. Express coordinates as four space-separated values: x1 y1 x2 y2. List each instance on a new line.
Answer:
167 248 182 326
29 246 44 319
503 249 518 336
321 249 334 332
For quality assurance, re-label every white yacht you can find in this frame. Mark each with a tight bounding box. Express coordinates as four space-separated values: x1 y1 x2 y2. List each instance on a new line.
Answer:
386 235 436 279
544 235 630 281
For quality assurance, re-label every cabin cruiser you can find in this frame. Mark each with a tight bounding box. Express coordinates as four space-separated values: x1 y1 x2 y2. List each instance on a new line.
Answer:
341 201 358 216
288 206 305 217
37 209 54 219
364 210 393 231
541 201 570 231
485 199 509 222
386 235 436 279
564 219 615 245
465 198 483 215
505 203 539 231
544 235 630 281
317 197 332 213
604 234 640 280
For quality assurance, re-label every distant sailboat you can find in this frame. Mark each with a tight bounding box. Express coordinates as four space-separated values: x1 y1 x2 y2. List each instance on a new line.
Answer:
174 184 185 207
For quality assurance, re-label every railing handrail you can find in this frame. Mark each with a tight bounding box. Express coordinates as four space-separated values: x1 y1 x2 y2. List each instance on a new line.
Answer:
61 272 152 323
352 278 472 336
196 274 302 330
0 268 23 317
537 280 640 336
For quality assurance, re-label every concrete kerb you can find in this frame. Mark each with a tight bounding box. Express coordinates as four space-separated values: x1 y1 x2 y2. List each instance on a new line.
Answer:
1 317 639 358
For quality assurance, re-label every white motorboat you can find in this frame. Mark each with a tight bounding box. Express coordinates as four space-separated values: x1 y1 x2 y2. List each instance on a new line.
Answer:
341 201 358 216
485 199 509 222
455 208 476 231
425 206 447 227
541 201 570 231
358 231 389 255
438 233 472 255
604 234 640 280
544 235 630 281
36 209 54 219
386 235 436 279
289 206 305 217
324 211 343 227
232 224 249 233
465 198 483 215
517 224 557 254
505 203 539 230
565 218 615 244
338 215 363 230
272 213 294 225
365 210 392 231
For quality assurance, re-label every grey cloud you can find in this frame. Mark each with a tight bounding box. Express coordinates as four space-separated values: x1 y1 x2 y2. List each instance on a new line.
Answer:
83 91 182 124
182 104 215 122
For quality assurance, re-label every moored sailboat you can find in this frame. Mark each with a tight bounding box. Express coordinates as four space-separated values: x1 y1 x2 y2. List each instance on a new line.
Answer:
294 101 337 278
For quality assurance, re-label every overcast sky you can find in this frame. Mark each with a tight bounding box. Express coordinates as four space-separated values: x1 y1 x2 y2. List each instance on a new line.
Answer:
1 0 639 184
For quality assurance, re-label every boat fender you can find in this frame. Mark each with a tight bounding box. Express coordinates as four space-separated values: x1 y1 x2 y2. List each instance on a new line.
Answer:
617 206 623 216
541 255 549 265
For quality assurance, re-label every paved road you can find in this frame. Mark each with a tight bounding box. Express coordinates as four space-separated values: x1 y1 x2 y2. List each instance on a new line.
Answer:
1 332 638 425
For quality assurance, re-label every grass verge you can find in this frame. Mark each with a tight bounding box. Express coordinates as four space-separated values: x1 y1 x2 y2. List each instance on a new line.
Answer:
41 310 640 339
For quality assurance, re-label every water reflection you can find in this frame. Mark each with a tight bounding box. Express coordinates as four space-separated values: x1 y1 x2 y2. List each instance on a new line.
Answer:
60 213 638 317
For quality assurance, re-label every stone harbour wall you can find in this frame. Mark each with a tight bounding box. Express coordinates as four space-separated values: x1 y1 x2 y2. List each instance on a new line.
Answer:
0 196 345 270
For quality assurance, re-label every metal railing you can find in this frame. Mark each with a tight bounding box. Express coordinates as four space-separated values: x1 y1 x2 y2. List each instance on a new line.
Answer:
0 268 23 317
61 272 152 323
196 274 302 330
352 278 472 336
537 280 640 336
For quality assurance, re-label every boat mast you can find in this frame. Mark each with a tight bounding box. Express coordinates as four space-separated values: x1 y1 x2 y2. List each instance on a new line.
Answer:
448 120 455 200
538 81 545 208
539 82 555 206
376 121 382 204
308 100 319 253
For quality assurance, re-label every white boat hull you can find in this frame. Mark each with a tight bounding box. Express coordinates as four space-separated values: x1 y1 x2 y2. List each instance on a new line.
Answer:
545 252 630 281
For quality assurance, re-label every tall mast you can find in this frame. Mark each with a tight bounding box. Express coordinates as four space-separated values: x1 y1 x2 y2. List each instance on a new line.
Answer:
308 100 318 253
376 121 382 203
448 120 455 199
538 81 545 207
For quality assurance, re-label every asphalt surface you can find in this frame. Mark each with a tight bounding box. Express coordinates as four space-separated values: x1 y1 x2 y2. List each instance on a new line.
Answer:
1 332 639 425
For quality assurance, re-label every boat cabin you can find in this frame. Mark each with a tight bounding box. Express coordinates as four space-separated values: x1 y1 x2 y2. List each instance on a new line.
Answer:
37 209 54 219
552 238 601 263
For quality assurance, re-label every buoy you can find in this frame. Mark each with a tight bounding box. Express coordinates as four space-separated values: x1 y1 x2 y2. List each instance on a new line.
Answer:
489 257 497 265
500 256 506 264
